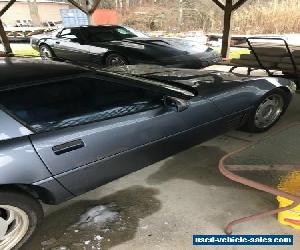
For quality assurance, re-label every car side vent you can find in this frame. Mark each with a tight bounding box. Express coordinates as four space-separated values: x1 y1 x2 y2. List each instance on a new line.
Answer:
226 113 248 129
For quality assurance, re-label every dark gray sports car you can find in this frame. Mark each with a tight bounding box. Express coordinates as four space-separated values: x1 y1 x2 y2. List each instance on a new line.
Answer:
30 25 221 68
0 59 296 249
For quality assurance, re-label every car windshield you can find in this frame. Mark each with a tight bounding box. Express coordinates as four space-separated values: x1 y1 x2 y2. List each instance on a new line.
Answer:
116 26 149 39
85 26 148 42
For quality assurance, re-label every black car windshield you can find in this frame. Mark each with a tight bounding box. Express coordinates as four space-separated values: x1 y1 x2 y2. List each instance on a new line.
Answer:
85 26 148 42
116 26 148 39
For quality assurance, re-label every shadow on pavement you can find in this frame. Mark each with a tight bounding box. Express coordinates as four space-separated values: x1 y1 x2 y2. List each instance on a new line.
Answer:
147 145 237 187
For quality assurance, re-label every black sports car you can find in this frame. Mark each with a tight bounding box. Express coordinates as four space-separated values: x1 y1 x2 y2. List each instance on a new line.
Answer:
30 25 221 68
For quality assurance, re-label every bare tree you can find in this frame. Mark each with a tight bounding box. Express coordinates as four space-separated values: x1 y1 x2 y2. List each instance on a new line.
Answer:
126 0 130 9
69 0 102 24
27 0 41 26
178 0 183 28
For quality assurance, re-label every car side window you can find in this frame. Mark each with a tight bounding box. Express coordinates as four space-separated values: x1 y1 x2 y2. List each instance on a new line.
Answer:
59 28 86 42
59 28 72 37
59 29 78 40
0 76 164 133
86 28 115 42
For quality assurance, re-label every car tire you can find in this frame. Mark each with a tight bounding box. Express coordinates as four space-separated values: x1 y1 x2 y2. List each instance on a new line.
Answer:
241 88 291 133
105 53 128 67
0 191 43 250
39 45 55 60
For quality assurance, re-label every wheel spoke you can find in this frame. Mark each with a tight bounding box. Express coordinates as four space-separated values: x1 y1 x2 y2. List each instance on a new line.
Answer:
0 205 29 249
254 94 284 129
0 217 9 240
6 210 16 225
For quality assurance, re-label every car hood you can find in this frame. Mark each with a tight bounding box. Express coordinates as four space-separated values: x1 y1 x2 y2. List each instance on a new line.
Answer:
88 37 211 54
106 64 251 91
105 64 295 97
123 37 212 53
31 31 58 40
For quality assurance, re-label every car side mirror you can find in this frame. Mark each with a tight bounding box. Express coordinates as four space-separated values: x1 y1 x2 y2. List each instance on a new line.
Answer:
70 38 83 44
164 96 189 112
78 39 86 45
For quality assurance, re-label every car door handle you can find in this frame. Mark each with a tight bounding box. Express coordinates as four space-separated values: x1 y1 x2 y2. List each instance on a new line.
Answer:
52 139 85 155
55 41 60 44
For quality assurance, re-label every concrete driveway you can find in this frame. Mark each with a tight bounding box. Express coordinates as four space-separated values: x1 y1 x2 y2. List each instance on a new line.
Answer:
24 70 300 250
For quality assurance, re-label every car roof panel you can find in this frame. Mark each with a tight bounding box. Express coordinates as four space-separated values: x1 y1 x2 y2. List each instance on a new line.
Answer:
0 58 89 90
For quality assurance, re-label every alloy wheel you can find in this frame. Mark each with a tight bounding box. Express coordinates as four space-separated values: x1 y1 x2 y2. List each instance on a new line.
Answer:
0 205 29 250
254 94 284 129
107 55 127 66
40 46 52 60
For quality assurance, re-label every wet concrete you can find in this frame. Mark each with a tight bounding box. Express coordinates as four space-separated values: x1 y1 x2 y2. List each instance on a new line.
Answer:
25 186 161 250
23 80 300 249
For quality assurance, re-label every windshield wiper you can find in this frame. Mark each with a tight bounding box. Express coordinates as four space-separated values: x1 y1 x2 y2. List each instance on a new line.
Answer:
132 74 198 96
100 67 198 96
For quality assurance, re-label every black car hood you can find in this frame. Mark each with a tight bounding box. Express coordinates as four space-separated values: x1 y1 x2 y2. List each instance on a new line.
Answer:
106 64 252 94
90 37 211 54
123 37 211 53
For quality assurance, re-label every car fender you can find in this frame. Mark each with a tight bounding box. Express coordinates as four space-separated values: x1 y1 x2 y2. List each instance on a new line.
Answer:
0 136 50 184
209 77 294 115
0 136 73 204
102 43 158 64
38 38 56 48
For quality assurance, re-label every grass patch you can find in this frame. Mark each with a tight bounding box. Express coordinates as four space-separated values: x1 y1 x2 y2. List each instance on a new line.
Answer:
213 47 250 59
229 48 250 59
12 47 39 57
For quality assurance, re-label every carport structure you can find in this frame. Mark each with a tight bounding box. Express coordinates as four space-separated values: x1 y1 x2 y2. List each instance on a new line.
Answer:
0 0 249 57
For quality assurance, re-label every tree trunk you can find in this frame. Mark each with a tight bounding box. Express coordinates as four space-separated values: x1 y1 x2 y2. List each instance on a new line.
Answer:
87 12 93 25
221 0 232 58
178 0 183 29
27 0 41 26
0 19 12 54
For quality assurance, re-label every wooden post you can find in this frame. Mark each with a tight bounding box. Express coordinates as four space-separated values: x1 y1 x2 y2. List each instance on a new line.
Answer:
221 0 232 58
211 0 249 59
0 19 12 54
0 0 16 55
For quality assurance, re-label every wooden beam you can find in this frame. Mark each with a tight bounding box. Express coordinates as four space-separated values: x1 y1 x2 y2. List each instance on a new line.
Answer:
232 0 248 11
0 19 12 54
0 0 16 17
68 0 88 14
211 0 225 10
0 0 15 55
88 0 101 14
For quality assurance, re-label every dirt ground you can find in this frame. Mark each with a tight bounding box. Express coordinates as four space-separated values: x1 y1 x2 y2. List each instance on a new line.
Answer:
24 66 300 250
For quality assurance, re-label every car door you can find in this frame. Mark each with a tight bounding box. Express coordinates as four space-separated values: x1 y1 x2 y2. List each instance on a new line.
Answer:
53 28 91 62
2 74 223 195
86 27 118 64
